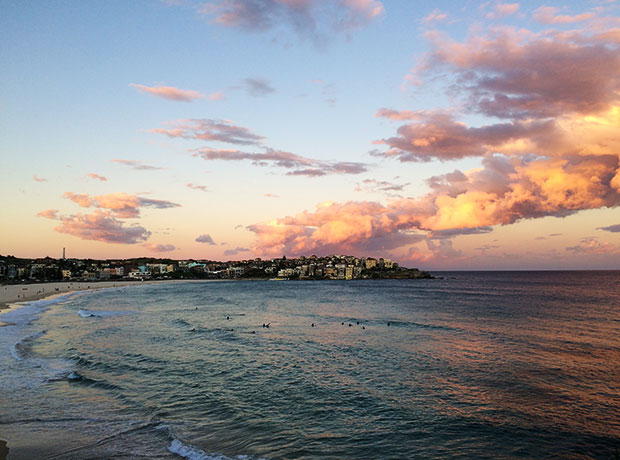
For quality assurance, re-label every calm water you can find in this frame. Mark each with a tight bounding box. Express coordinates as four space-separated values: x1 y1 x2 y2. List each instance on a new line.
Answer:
1 272 620 459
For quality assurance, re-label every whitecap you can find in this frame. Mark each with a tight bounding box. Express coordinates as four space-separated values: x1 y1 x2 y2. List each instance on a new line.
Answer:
169 438 232 460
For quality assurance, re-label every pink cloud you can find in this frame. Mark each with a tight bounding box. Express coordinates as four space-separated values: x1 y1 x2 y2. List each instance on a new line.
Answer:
187 183 209 192
63 192 180 218
373 112 553 161
410 27 620 119
422 9 448 23
486 3 520 19
37 209 58 219
566 238 619 255
264 193 279 198
33 175 47 182
87 173 107 181
533 6 595 25
143 243 176 252
54 210 151 244
375 108 427 121
130 83 204 102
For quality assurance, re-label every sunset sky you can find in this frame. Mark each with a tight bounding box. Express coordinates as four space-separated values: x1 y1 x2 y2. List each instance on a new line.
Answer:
2 0 620 269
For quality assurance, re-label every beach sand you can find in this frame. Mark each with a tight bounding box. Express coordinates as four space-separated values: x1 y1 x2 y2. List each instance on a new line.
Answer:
0 279 224 317
0 280 146 312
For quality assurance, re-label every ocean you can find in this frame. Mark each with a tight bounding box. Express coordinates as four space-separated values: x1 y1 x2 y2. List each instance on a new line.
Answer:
1 272 619 459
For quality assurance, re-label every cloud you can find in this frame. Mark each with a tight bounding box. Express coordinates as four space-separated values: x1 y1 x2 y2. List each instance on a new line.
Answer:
153 118 368 176
532 6 595 25
409 27 620 120
196 233 217 244
374 111 554 161
429 226 494 239
264 193 279 198
111 159 164 170
242 78 275 97
249 153 620 256
376 108 427 121
355 178 409 193
598 224 620 233
199 0 383 42
63 192 181 218
37 209 58 219
422 9 448 23
192 147 368 176
33 175 47 182
143 243 176 252
208 91 226 100
486 3 519 19
187 183 209 192
150 119 264 145
566 237 619 255
87 173 107 181
130 83 204 102
248 23 620 260
224 246 251 256
54 210 151 244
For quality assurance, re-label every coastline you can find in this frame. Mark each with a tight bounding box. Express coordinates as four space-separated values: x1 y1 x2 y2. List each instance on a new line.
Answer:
0 279 221 315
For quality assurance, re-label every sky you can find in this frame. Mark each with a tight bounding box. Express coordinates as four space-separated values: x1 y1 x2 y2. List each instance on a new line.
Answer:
1 0 620 269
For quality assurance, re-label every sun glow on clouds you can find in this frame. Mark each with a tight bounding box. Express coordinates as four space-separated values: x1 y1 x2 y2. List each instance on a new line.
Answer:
250 20 620 264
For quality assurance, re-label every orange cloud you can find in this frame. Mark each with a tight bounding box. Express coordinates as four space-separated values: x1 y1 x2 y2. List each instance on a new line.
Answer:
130 83 204 102
249 153 620 257
37 209 58 219
33 175 47 182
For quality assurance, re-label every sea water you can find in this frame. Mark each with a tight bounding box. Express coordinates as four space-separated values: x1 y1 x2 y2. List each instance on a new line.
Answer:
1 272 619 459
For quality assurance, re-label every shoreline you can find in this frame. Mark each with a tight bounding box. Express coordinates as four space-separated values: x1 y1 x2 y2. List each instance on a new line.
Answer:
0 279 222 314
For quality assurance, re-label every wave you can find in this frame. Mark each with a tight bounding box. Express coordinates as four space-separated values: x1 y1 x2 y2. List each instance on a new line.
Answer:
168 438 260 460
78 309 134 318
11 330 46 361
0 293 76 326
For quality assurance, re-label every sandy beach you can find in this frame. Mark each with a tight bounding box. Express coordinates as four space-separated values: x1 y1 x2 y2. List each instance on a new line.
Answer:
0 280 149 311
0 279 220 317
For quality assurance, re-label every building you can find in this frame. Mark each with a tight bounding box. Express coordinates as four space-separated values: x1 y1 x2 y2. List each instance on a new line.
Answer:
365 258 377 269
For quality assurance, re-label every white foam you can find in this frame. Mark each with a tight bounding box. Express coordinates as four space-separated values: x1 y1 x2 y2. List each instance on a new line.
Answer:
78 309 134 318
1 293 75 326
169 438 232 460
11 330 46 361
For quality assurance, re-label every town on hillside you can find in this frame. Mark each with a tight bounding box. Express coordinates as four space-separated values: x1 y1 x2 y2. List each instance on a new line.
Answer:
0 253 432 283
